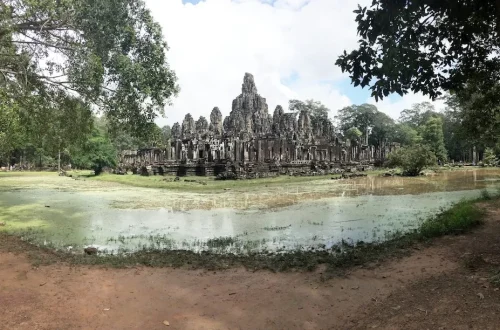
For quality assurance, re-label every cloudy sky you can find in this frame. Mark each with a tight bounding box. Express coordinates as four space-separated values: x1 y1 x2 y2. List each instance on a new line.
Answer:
144 0 445 127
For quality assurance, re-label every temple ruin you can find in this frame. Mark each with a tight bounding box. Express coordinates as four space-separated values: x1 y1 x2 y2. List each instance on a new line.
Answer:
119 73 398 178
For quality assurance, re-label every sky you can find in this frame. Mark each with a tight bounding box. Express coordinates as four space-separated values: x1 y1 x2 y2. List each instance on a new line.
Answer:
144 0 446 127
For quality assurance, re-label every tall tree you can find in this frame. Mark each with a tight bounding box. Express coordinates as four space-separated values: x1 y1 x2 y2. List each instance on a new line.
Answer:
399 102 440 128
421 117 448 162
392 123 421 146
0 0 178 134
336 0 500 138
0 91 25 165
70 127 117 175
335 103 395 146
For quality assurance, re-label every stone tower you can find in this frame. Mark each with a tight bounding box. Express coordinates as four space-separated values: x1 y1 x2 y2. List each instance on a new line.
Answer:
226 73 271 138
209 107 223 136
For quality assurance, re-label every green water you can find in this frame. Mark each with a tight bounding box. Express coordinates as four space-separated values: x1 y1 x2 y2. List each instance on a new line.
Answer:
1 169 499 254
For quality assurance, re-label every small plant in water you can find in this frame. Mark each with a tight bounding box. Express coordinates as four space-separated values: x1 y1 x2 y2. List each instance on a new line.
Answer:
480 189 492 200
206 236 236 249
307 221 324 226
263 225 291 231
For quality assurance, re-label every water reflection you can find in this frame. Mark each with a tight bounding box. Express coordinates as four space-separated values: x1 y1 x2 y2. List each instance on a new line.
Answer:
0 169 499 253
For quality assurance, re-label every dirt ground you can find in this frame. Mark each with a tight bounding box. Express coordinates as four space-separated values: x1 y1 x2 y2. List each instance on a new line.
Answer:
1 202 500 330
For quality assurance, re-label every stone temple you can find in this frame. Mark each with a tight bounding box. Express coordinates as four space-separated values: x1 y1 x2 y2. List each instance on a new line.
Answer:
119 73 398 178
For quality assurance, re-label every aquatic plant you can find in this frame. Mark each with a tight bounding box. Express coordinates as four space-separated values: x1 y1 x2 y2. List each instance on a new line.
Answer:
263 225 291 231
419 199 485 238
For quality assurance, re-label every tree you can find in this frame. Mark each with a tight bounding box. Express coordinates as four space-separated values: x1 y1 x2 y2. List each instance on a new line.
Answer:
335 103 395 146
386 145 437 176
345 127 362 143
421 117 448 162
441 105 475 162
289 99 334 138
399 102 440 128
71 128 117 175
1 0 178 134
369 111 395 147
483 148 498 166
0 92 25 165
444 85 500 145
336 1 500 140
392 124 420 146
335 104 378 138
336 1 500 101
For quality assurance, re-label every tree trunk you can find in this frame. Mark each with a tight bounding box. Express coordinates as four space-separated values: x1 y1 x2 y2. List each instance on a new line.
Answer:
58 149 61 173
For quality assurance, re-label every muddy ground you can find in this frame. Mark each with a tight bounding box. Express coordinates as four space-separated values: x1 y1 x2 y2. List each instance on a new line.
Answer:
1 200 499 330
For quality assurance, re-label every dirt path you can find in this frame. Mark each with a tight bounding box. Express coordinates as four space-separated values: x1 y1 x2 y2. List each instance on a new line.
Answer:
1 202 500 330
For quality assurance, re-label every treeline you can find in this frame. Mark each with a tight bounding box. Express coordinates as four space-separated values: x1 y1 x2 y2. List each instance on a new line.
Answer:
1 93 498 174
0 92 172 173
336 100 499 165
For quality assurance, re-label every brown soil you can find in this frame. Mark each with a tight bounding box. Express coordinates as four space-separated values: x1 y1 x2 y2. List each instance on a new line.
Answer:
1 202 500 330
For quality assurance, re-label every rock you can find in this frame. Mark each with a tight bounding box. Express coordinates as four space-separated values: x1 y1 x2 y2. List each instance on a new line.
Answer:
181 113 196 139
297 109 312 141
171 122 181 139
209 107 223 135
477 292 485 299
195 116 209 136
226 73 271 138
84 247 98 255
163 320 170 326
0 222 5 226
272 105 284 134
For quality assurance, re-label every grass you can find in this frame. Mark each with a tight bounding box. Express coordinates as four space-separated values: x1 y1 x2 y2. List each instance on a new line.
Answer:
1 192 497 273
81 168 396 192
1 166 492 193
0 171 56 177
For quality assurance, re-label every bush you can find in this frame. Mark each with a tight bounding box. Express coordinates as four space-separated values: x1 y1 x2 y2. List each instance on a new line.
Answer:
385 144 437 176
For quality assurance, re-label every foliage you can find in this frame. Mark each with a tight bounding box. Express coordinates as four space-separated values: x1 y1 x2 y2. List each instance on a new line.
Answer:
399 102 440 128
0 92 24 164
345 127 362 142
392 124 420 146
336 104 378 137
289 99 334 137
483 148 498 166
420 117 448 162
70 128 117 175
441 105 473 162
0 0 178 134
336 1 500 144
444 85 500 145
336 0 500 101
336 103 396 146
419 200 485 239
385 145 437 176
368 111 395 147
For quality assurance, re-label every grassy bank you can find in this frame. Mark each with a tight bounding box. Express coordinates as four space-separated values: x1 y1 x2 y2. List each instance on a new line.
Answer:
1 193 497 274
87 172 344 191
82 168 392 192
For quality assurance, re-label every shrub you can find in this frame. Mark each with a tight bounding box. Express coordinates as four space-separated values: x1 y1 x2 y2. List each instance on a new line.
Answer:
385 144 437 176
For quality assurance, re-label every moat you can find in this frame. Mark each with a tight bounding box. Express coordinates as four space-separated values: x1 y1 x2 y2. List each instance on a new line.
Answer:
1 169 499 254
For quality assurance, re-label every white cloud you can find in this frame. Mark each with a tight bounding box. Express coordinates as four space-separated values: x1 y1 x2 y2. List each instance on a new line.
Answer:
145 0 442 126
